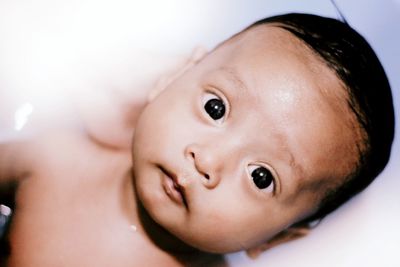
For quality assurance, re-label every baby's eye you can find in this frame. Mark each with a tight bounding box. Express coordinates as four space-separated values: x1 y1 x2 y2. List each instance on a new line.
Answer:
248 165 274 191
203 93 226 121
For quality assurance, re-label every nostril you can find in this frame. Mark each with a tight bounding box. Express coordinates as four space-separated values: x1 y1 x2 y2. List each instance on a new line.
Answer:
204 174 210 180
190 152 195 159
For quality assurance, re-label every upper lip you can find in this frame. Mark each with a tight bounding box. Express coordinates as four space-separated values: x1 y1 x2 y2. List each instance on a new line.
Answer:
159 165 188 208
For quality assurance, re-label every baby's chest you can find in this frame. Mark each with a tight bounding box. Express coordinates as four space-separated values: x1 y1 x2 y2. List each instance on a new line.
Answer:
6 175 136 266
5 162 180 266
2 133 182 267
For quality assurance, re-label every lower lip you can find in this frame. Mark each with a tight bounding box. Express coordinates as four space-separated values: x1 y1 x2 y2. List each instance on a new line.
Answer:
161 171 184 206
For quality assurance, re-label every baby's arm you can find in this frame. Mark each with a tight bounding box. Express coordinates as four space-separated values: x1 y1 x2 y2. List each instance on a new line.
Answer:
0 141 33 182
0 141 32 244
0 141 36 214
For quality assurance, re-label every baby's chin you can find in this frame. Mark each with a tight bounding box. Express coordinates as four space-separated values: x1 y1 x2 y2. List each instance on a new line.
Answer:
161 221 251 254
136 195 235 254
180 236 246 254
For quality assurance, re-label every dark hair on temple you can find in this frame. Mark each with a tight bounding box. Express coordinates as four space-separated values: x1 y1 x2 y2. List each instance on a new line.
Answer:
249 13 395 224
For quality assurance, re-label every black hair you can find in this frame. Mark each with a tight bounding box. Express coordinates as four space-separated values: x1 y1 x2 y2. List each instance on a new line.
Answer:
248 13 395 224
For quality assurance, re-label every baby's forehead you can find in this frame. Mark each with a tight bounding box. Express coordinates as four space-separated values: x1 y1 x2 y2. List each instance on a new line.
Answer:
240 25 350 112
224 24 318 64
212 25 349 108
230 26 331 81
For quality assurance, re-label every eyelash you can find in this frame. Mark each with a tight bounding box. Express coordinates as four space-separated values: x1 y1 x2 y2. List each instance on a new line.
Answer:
247 164 275 193
202 90 229 124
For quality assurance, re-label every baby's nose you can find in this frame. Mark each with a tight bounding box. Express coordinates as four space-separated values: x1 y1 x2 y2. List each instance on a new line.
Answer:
184 143 222 189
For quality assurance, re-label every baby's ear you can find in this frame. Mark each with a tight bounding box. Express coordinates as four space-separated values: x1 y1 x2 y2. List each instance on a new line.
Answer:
245 224 312 259
147 46 208 102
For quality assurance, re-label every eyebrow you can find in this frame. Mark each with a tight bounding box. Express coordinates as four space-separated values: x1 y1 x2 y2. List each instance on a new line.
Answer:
269 141 312 200
288 148 305 181
272 127 303 174
219 67 249 94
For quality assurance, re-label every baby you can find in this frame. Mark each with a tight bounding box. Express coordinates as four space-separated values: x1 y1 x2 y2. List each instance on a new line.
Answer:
0 13 395 266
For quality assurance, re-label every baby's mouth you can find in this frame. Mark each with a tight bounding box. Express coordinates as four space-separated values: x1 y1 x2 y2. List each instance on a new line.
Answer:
159 166 188 209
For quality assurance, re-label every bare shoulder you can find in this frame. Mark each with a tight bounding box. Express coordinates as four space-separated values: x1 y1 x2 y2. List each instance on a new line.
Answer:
0 127 132 190
27 129 132 179
0 140 36 184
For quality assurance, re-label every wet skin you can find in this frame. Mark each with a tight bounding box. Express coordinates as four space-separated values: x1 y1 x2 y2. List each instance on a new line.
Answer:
132 25 360 253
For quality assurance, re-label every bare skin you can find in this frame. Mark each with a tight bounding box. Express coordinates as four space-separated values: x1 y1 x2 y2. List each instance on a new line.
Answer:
0 25 361 266
132 25 360 254
1 128 226 267
0 52 225 267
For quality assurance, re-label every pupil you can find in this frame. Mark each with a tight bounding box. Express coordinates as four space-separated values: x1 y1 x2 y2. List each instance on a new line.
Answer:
204 98 225 120
252 167 273 189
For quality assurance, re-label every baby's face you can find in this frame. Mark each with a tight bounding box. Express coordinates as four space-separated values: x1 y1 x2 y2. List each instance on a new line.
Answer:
132 25 359 253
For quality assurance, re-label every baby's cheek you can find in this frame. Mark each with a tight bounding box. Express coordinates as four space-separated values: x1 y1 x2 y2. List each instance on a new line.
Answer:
187 203 257 251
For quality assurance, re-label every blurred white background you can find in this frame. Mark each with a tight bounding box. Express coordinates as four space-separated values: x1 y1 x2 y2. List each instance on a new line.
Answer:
0 0 399 266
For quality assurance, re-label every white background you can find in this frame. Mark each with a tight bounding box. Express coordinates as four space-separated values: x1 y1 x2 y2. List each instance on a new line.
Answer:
0 1 399 266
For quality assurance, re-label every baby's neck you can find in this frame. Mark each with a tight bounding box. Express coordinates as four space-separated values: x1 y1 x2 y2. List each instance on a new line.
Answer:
135 200 196 253
127 173 225 266
136 201 225 266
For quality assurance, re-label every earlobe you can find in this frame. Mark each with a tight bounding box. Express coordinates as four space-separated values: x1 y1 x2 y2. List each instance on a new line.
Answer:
147 46 208 102
245 224 311 259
